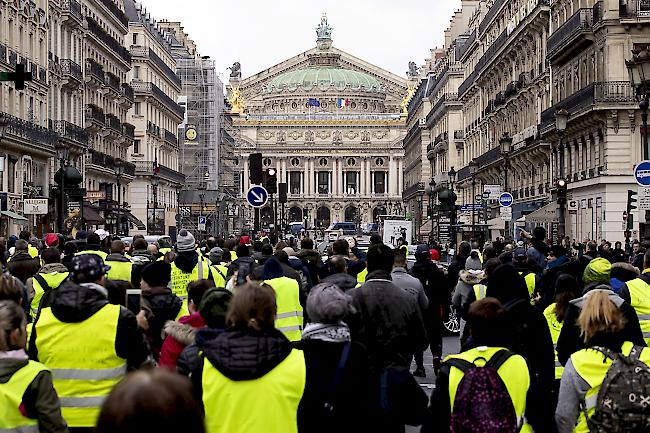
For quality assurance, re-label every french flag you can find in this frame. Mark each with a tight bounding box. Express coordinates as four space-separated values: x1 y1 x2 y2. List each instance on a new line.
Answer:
337 98 349 108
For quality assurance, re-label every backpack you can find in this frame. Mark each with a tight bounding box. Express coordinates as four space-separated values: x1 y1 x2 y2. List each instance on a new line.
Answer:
445 349 521 433
584 346 650 433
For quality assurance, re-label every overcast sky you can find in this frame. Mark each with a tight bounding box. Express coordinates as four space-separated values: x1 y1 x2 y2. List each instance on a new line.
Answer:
137 0 462 81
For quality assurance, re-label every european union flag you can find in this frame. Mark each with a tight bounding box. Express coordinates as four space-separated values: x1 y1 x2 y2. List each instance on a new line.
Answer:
308 98 321 107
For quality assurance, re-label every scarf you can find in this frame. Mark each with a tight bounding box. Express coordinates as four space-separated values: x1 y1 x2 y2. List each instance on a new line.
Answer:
301 322 351 343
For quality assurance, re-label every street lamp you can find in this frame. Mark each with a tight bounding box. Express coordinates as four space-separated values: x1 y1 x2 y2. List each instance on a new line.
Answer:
151 172 160 235
54 141 69 234
115 159 123 236
555 109 569 180
626 47 650 159
425 178 436 242
469 159 478 239
499 132 513 192
448 166 457 191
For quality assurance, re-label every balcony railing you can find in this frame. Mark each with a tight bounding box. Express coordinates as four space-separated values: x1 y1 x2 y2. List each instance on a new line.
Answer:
475 146 502 169
104 71 121 93
547 8 593 61
147 121 161 137
50 119 88 146
434 132 448 145
85 58 104 81
479 0 507 35
85 104 105 125
456 29 476 60
2 112 58 147
135 161 186 185
85 17 131 64
132 81 185 119
402 182 424 200
122 161 136 176
121 83 134 102
105 114 121 132
164 129 178 146
620 0 650 19
98 0 129 28
131 46 181 88
458 70 477 97
122 123 135 139
89 150 115 167
61 0 83 24
60 59 82 82
454 130 465 140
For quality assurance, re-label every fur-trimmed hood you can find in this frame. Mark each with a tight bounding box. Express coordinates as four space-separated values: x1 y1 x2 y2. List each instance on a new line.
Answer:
163 320 198 346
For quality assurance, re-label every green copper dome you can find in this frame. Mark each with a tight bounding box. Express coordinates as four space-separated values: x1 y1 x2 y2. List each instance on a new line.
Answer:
266 67 382 93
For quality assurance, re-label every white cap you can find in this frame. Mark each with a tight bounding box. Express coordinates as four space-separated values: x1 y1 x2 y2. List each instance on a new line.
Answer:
94 228 109 241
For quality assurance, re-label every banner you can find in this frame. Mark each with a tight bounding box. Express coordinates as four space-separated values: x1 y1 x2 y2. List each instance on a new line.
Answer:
147 208 165 235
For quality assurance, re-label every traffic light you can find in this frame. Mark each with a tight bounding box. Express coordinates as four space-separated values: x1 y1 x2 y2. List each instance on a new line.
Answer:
627 190 638 230
556 178 567 205
249 153 263 185
264 168 277 194
278 182 287 204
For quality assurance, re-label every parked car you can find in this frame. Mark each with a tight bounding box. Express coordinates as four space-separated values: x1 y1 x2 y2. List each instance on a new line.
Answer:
362 223 379 235
119 235 172 247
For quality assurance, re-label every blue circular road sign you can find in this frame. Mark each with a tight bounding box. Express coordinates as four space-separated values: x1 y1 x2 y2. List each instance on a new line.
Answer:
634 160 650 187
246 186 269 208
499 192 514 207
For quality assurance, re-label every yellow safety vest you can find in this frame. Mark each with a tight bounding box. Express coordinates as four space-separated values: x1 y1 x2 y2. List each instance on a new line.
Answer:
74 250 108 261
202 349 305 433
446 347 532 433
105 259 133 282
357 267 368 284
570 342 650 433
473 284 487 301
171 259 210 317
543 303 564 380
211 264 229 289
263 277 304 342
627 274 650 345
159 247 172 255
30 271 69 319
518 272 537 300
34 304 126 427
0 360 49 432
28 245 39 259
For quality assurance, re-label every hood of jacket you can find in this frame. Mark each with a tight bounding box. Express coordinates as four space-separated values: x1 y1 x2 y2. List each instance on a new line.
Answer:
322 272 358 291
297 249 321 263
571 287 624 309
0 352 29 384
459 269 484 285
105 253 130 263
163 314 205 346
50 280 109 323
39 263 69 274
131 249 155 262
198 327 292 381
141 287 182 318
9 251 34 262
174 251 199 273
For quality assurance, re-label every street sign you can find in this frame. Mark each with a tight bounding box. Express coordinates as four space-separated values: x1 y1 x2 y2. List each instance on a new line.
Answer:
459 204 484 212
483 184 502 200
634 160 650 186
499 206 512 221
246 185 269 208
568 200 578 212
498 192 514 207
474 194 482 202
23 198 48 215
198 215 206 231
639 186 650 211
179 206 191 217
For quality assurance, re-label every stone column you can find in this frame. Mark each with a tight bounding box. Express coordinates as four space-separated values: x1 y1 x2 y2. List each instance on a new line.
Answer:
243 156 249 193
338 159 344 196
398 159 404 196
360 158 366 196
281 158 287 183
331 159 337 195
388 156 396 196
302 159 308 196
367 161 372 194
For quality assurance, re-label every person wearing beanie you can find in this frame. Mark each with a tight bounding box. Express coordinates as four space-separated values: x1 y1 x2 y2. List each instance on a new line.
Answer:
170 230 214 317
452 250 485 339
138 261 182 360
297 283 372 433
226 243 257 281
556 257 645 366
262 258 303 342
44 233 59 248
208 247 228 288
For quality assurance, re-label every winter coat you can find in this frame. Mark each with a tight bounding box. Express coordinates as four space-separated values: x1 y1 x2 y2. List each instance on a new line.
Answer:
140 286 182 359
288 255 313 290
348 270 427 371
446 254 469 292
296 249 323 285
227 256 257 279
391 267 428 313
25 263 69 306
528 239 550 269
130 249 156 291
159 313 206 370
410 259 447 312
321 272 358 292
0 353 68 433
28 280 149 369
296 340 373 433
556 285 646 366
7 251 40 284
452 270 484 320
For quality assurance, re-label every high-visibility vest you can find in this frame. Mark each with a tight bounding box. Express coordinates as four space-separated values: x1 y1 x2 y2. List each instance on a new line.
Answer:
543 303 564 380
159 247 172 256
171 258 210 317
202 349 305 433
34 303 126 427
627 274 650 345
357 267 368 284
446 347 532 433
31 271 69 319
105 259 133 282
74 250 108 261
211 264 228 288
570 342 650 433
263 277 304 342
28 245 39 259
518 271 537 299
0 360 49 432
473 284 487 301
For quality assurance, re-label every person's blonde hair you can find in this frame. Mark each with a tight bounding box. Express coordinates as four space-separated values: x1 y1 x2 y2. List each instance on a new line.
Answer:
578 290 625 343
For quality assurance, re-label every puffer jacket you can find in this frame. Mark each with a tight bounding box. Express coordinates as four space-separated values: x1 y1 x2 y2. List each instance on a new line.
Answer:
321 272 358 291
7 251 40 283
159 312 206 370
140 286 182 359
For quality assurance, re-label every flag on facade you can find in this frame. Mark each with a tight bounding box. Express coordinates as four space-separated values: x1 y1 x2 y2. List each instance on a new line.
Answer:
337 98 349 108
308 98 321 107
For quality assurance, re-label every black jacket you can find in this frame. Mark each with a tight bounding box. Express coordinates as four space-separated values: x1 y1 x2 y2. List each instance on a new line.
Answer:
348 270 427 371
130 249 156 291
227 256 257 279
297 339 373 433
297 249 323 285
410 259 447 314
7 252 40 284
321 272 358 291
447 254 469 292
28 280 149 369
140 286 182 358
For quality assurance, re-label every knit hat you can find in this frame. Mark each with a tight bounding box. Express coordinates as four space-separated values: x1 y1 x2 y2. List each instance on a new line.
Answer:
583 258 612 286
141 261 172 287
415 244 430 258
465 252 482 271
199 288 232 328
262 257 284 280
176 230 196 252
430 249 441 262
239 235 251 246
44 233 59 247
306 283 353 324
70 254 111 284
209 247 224 263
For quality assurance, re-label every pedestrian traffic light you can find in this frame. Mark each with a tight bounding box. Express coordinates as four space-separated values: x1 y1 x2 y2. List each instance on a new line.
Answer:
627 190 638 230
249 153 263 185
278 182 287 204
556 178 567 205
265 168 277 194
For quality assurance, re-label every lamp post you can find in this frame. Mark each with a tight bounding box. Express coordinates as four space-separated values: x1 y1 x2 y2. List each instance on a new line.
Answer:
555 109 569 241
469 159 478 240
500 132 513 237
54 141 69 234
115 159 123 236
626 47 650 160
425 178 436 243
0 113 7 237
151 172 159 235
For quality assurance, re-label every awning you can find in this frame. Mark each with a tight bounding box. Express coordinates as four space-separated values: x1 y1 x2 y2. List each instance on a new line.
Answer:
486 217 506 230
1 210 28 221
127 212 146 230
525 202 558 224
419 220 432 235
82 206 105 225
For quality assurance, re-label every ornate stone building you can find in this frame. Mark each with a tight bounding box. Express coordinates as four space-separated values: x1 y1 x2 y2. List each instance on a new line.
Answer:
229 15 407 229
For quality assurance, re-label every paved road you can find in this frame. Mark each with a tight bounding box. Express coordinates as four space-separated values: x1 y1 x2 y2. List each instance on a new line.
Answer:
406 335 461 433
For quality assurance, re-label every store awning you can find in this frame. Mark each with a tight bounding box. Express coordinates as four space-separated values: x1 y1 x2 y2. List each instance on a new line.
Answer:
1 210 28 221
82 206 105 225
525 202 558 224
127 212 146 230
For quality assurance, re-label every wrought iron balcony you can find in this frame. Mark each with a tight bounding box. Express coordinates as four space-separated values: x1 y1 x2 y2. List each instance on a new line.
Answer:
147 121 161 138
50 119 88 146
61 0 83 26
131 46 181 89
475 146 502 169
1 111 58 148
85 59 104 86
135 161 186 185
85 17 131 64
85 104 104 130
402 182 424 200
479 0 507 35
98 0 129 28
122 123 135 139
122 161 136 177
434 132 448 145
620 0 650 20
458 70 477 97
89 150 115 168
505 81 518 98
454 130 465 140
547 8 594 63
61 59 82 86
104 71 121 94
132 81 185 119
105 114 121 132
457 165 470 182
121 83 134 106
164 129 178 146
